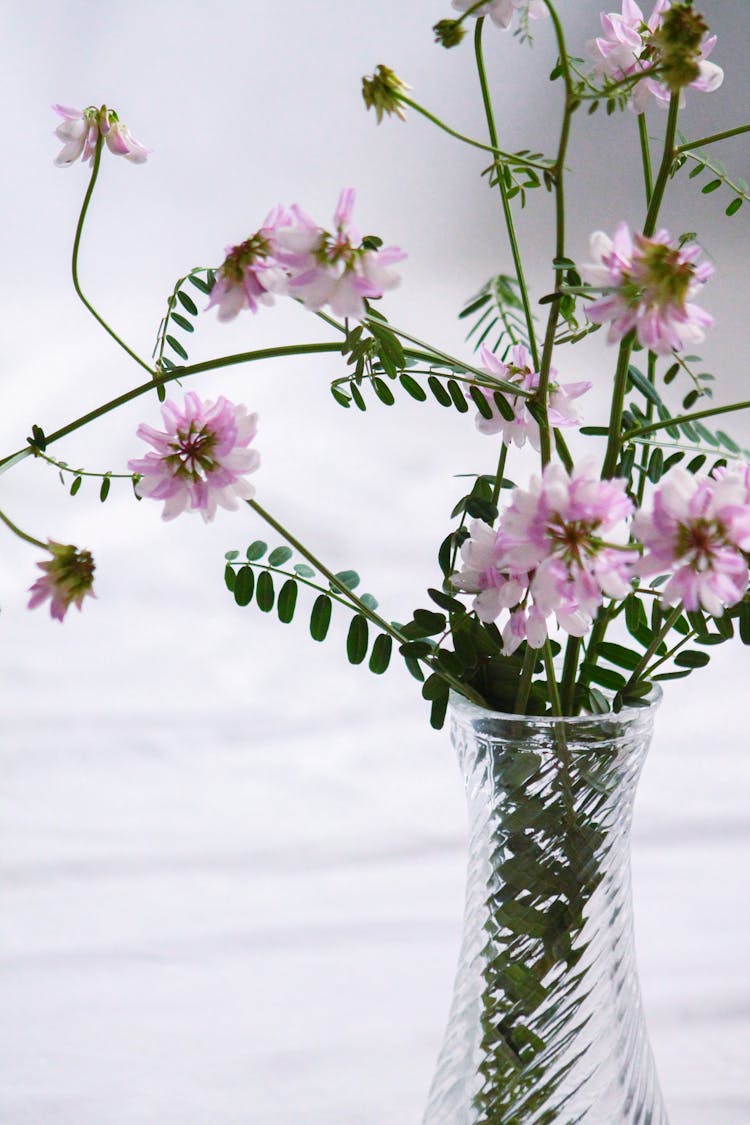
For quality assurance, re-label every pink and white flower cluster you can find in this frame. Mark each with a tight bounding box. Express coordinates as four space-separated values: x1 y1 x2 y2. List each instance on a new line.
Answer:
471 344 591 450
581 222 713 354
207 189 405 323
453 462 637 652
128 393 260 522
451 0 547 31
53 104 148 167
635 466 750 615
587 0 723 113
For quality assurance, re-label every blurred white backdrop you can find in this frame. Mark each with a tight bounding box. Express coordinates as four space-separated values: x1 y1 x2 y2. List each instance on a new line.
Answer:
1 3 749 1123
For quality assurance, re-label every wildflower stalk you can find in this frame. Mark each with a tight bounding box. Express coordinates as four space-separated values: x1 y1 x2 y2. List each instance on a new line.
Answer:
601 330 637 479
514 644 537 713
643 92 681 238
536 0 576 467
560 635 582 714
473 19 540 368
676 121 750 154
0 508 46 550
624 604 685 687
71 132 153 375
638 113 654 203
623 396 750 442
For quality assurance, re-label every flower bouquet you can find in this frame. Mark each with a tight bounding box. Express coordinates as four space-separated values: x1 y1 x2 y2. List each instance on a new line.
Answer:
2 0 749 1121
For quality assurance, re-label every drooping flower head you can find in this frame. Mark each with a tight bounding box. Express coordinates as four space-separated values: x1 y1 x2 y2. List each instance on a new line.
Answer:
128 393 260 522
206 206 291 321
471 344 591 450
53 104 148 167
28 542 96 622
581 222 713 354
450 0 547 31
587 1 723 113
273 189 405 320
362 65 411 123
634 468 750 615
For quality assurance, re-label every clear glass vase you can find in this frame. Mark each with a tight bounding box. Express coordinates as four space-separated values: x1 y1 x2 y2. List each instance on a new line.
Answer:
424 691 668 1125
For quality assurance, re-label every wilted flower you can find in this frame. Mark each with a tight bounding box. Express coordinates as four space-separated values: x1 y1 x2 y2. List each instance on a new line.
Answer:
581 222 713 354
471 344 591 450
273 189 405 320
53 104 148 167
587 1 723 113
206 206 291 321
433 20 467 48
634 468 750 615
450 0 547 31
28 542 96 622
128 393 260 521
362 65 411 123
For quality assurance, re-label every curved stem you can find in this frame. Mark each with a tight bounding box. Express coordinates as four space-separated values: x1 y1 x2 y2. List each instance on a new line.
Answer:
637 114 653 203
474 19 539 368
643 93 680 237
0 508 47 550
0 342 343 478
601 331 636 479
71 135 153 374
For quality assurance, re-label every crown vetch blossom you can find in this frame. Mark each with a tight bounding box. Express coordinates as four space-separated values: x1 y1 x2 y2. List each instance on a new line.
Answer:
634 468 750 615
206 206 291 321
272 189 405 320
53 104 148 167
587 1 723 113
362 66 411 123
28 542 96 622
451 0 547 31
471 344 591 450
581 222 713 354
452 464 637 652
128 393 260 522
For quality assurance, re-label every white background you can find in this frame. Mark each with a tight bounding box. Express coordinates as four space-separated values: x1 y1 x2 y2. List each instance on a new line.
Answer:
1 3 749 1122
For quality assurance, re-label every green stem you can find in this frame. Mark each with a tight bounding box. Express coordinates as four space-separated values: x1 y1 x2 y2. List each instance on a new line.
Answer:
601 331 636 479
0 342 343 477
514 644 536 714
625 604 684 687
474 19 540 368
536 0 575 467
623 397 750 442
0 508 47 550
398 95 551 174
635 352 657 507
71 134 153 375
560 635 581 715
676 122 750 154
247 500 486 706
491 443 508 508
637 114 653 204
643 93 680 237
642 628 696 680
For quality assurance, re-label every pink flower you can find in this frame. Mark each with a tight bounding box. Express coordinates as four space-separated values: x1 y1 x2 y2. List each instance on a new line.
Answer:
587 1 723 113
497 462 637 639
128 393 260 522
28 542 96 622
451 520 527 623
634 468 750 615
471 344 591 450
206 206 291 321
581 222 713 354
451 0 547 30
53 104 148 167
273 189 405 320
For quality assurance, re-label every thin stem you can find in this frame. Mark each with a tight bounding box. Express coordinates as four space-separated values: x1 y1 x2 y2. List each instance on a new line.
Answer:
514 644 536 714
398 95 551 174
0 508 47 550
71 135 153 375
601 331 636 479
491 443 508 508
560 635 581 715
635 351 657 507
625 604 684 687
623 397 750 442
474 19 539 368
676 122 750 154
643 92 680 237
637 113 653 203
642 628 697 680
0 342 343 477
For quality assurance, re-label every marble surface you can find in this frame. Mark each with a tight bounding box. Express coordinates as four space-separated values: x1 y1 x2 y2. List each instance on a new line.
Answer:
1 661 748 1124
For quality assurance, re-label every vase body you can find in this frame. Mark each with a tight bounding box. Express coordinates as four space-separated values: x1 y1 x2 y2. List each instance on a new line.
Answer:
424 693 668 1125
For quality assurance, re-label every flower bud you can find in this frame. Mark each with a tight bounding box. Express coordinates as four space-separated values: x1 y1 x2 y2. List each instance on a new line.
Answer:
433 19 467 48
362 65 411 124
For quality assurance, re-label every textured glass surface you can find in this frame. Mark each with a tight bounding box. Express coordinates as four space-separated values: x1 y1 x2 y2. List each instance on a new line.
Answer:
424 693 668 1125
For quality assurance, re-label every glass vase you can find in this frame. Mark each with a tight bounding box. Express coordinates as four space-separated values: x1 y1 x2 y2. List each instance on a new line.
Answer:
424 691 668 1125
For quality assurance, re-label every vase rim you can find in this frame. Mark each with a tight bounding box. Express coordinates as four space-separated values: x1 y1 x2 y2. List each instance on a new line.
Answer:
448 683 663 726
